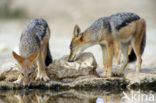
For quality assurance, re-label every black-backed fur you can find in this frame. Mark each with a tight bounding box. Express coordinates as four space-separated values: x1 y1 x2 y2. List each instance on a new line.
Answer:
114 13 140 30
32 18 48 40
23 18 48 41
103 17 112 33
45 43 53 66
86 12 140 35
35 20 47 40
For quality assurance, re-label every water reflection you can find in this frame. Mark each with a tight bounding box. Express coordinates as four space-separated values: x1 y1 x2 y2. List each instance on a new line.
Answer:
0 90 155 103
0 94 49 103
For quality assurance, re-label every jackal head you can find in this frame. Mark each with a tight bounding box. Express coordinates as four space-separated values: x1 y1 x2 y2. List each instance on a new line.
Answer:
12 51 39 87
68 25 90 62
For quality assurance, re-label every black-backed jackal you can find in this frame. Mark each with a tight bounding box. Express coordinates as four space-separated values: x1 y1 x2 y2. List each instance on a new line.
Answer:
68 12 146 77
12 18 52 87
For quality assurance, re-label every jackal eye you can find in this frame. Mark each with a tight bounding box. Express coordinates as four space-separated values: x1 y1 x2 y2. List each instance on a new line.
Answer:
28 72 33 77
21 73 24 76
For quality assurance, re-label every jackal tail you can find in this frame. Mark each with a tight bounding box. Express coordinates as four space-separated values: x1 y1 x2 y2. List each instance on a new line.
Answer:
129 27 146 62
45 43 52 66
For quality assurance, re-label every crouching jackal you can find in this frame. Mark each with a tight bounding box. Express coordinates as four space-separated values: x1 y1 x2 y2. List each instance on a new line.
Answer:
68 12 146 77
12 18 52 87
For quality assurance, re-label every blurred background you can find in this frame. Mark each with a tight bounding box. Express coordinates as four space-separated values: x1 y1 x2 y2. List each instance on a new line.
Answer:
0 0 156 69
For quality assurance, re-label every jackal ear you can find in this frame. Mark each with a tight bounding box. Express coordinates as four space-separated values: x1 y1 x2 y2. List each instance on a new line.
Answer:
12 51 25 64
28 50 40 62
73 24 81 37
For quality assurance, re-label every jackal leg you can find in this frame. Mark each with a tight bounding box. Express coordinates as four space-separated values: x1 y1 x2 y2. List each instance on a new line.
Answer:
133 19 146 72
113 42 120 65
117 43 129 74
14 95 23 103
100 44 108 77
36 48 49 81
106 43 113 77
36 95 50 103
132 41 142 72
14 74 22 84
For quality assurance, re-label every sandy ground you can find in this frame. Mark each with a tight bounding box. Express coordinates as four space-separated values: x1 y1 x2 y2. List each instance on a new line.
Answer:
0 0 156 70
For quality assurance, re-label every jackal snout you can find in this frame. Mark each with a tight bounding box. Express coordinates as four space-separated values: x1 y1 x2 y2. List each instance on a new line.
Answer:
23 77 30 87
68 52 75 62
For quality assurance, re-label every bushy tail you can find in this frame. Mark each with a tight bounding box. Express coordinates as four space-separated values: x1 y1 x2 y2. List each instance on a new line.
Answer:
128 49 136 62
45 43 53 66
128 33 146 62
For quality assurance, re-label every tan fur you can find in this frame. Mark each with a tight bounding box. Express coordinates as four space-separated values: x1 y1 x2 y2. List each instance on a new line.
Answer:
13 51 39 86
115 19 146 74
12 51 25 65
35 27 50 81
132 19 146 72
113 42 132 65
13 26 51 86
14 94 49 103
69 19 146 77
113 42 120 65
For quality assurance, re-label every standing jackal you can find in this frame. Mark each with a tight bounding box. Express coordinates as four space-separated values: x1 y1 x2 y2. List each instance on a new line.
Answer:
12 18 52 86
68 12 146 77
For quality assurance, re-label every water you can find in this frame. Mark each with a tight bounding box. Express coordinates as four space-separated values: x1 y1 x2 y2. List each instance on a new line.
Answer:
0 89 155 103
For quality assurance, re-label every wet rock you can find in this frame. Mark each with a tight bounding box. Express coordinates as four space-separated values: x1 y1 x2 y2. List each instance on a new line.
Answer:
0 52 156 91
47 52 97 79
124 72 156 89
0 64 19 82
0 52 97 82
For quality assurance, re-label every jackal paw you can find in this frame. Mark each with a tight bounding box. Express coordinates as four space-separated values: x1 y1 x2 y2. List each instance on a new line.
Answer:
35 74 50 82
136 69 141 73
43 75 50 81
13 79 21 84
99 71 107 78
107 72 112 77
113 71 123 77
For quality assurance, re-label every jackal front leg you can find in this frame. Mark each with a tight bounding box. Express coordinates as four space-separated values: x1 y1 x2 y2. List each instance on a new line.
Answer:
100 44 108 77
36 51 50 81
14 74 22 84
113 42 121 65
106 43 113 77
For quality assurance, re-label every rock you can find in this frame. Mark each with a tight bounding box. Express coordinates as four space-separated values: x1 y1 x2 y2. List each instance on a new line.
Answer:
0 76 125 90
0 64 19 82
124 72 156 89
0 52 97 82
47 52 97 79
0 52 156 91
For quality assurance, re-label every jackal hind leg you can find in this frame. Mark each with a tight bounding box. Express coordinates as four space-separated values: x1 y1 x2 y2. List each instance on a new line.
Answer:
100 44 108 77
117 43 129 74
36 48 50 81
132 40 142 72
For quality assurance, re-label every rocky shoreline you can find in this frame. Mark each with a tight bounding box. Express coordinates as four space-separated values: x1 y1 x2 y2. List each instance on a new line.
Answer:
0 52 156 91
